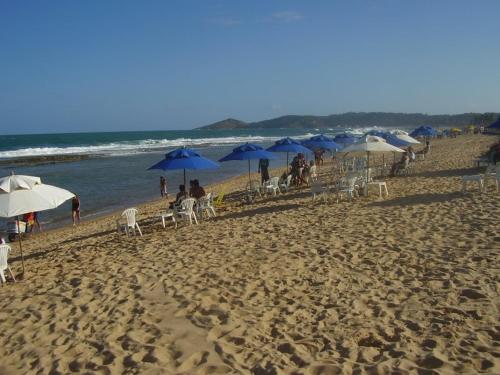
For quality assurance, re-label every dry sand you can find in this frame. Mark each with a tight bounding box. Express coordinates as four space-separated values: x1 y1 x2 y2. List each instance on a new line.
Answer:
0 135 499 374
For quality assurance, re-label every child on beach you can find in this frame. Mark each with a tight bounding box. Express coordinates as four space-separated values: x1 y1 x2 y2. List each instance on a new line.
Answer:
72 195 80 226
160 176 168 198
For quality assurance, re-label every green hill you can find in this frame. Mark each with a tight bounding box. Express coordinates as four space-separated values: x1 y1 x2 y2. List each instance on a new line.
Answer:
198 112 499 130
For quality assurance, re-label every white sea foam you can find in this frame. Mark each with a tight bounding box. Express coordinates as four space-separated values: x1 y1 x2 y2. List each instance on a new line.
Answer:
0 133 316 159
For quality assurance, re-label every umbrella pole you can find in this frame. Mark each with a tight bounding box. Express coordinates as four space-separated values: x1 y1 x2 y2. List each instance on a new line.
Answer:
382 154 385 176
183 169 186 187
248 160 251 185
286 152 289 173
365 152 370 196
16 216 25 276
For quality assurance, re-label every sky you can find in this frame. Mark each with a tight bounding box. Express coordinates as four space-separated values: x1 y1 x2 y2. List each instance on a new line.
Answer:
0 0 499 134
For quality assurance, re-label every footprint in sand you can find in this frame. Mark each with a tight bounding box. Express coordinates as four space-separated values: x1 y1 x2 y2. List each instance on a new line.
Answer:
177 351 209 372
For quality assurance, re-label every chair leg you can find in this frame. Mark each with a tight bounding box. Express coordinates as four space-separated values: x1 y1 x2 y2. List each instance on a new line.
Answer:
193 212 199 224
0 270 5 284
8 267 16 282
136 224 143 236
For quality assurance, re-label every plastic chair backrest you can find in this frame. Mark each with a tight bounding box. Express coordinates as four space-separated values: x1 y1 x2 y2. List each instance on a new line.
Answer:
311 181 324 194
181 198 196 213
250 180 261 190
285 174 292 186
269 177 280 188
214 192 225 205
122 208 138 227
347 175 358 189
0 244 10 270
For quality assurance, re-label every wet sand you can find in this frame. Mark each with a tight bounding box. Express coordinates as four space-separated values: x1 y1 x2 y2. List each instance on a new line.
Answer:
0 135 499 374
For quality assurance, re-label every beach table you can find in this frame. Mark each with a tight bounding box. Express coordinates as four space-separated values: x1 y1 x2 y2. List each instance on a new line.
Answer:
159 211 177 229
367 181 389 198
473 157 489 168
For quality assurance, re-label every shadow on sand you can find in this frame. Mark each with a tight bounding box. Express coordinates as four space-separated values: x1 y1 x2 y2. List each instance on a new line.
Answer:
216 203 301 220
367 191 463 208
411 167 483 178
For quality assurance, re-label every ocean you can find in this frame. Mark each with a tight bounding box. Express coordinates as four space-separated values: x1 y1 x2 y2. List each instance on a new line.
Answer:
0 127 383 229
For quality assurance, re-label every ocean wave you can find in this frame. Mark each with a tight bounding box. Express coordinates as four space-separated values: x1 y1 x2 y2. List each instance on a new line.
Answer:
0 133 315 159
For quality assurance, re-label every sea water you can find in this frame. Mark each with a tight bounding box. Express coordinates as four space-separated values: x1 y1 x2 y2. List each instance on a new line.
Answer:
0 127 385 229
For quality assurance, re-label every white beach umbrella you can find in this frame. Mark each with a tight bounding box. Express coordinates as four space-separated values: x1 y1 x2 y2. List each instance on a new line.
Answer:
0 174 74 275
391 130 420 144
339 136 405 196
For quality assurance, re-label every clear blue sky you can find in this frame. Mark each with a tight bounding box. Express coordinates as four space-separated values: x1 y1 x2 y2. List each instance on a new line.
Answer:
1 0 499 133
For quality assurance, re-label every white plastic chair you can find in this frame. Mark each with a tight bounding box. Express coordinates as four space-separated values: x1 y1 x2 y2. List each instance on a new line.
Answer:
279 175 292 192
263 177 281 196
483 164 499 192
311 181 328 202
121 208 143 236
246 180 262 198
175 198 199 225
336 174 360 203
197 193 217 219
0 244 16 284
461 175 484 193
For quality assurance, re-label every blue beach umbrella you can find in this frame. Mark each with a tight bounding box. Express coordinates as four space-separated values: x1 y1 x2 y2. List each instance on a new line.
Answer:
219 143 276 184
381 133 412 164
302 134 343 151
381 133 411 148
149 147 219 186
410 125 438 138
486 118 500 134
333 133 358 147
266 137 311 172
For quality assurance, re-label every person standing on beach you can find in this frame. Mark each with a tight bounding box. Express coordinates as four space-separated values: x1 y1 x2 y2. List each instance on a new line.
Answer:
258 158 270 184
160 176 168 198
33 212 42 232
72 195 80 226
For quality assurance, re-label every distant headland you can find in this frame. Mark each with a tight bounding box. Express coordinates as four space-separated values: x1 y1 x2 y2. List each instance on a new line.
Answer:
197 112 499 130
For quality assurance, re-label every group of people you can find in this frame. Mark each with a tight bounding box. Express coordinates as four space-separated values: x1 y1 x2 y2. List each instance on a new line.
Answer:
291 153 318 186
390 141 430 176
257 154 319 188
168 179 206 209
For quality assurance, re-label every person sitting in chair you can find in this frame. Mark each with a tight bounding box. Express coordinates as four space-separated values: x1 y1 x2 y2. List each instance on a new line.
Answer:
190 179 206 199
170 184 188 209
390 152 410 176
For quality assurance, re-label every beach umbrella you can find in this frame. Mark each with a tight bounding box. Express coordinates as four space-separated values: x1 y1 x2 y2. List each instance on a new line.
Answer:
365 130 387 138
148 147 219 186
486 118 500 134
410 125 438 138
382 133 411 148
0 174 74 276
339 135 405 196
391 130 420 144
302 134 343 151
219 143 276 185
333 133 358 147
266 137 311 172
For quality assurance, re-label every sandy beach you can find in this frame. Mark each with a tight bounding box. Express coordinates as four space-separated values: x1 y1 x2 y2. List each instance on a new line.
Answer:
0 135 498 374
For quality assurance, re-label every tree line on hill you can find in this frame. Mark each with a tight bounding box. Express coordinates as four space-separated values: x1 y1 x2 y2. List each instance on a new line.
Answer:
198 112 500 130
